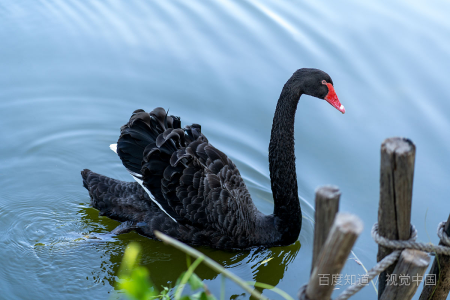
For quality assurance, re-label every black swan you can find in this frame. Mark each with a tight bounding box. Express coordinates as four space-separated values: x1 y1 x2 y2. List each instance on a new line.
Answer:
81 68 345 249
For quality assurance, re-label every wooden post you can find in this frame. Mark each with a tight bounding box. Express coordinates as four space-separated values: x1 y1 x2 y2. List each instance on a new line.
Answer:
380 249 430 300
311 185 341 274
377 137 416 298
419 214 450 300
305 213 363 300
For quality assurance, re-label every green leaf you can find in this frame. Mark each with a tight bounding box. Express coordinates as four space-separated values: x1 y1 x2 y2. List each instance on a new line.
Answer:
190 291 202 300
119 267 158 300
188 273 203 291
118 243 142 278
174 257 204 300
116 243 160 300
206 293 217 300
202 291 217 300
175 272 185 287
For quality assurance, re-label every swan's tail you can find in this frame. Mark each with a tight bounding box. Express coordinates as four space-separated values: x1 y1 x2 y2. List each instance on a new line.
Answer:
116 108 183 176
81 169 152 223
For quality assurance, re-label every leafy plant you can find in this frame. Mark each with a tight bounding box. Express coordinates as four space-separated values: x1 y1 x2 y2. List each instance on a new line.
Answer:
116 233 295 300
116 243 158 300
116 243 215 300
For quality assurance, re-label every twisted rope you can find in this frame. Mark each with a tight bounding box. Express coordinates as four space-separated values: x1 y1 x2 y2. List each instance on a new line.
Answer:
333 221 450 300
334 250 403 300
373 222 450 255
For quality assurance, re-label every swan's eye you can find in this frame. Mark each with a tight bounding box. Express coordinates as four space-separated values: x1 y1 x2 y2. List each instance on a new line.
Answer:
321 80 327 85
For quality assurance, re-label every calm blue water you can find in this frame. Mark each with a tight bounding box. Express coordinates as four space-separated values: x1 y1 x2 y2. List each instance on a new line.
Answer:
1 1 449 299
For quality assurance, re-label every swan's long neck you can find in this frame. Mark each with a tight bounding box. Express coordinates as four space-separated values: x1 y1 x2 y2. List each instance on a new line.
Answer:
269 83 302 243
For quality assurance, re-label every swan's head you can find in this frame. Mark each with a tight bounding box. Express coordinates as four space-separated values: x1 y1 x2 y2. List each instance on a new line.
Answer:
291 68 345 114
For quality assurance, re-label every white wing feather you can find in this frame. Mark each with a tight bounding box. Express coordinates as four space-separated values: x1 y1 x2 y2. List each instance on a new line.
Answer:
109 142 177 223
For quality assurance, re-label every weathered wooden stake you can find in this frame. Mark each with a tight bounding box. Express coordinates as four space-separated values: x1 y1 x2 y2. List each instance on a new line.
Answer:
311 185 341 274
377 137 416 298
379 249 430 300
419 214 450 300
306 213 363 300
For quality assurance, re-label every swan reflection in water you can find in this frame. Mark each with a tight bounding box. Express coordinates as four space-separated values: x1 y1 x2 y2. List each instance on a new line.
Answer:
78 205 301 298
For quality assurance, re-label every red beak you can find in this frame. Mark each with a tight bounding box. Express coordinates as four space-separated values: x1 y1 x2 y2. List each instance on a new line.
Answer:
324 82 345 114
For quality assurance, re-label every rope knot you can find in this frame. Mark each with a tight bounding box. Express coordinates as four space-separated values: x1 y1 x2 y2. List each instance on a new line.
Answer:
371 223 417 249
437 221 450 246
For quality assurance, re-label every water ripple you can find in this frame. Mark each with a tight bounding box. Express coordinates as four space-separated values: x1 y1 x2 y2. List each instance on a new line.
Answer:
1 0 450 299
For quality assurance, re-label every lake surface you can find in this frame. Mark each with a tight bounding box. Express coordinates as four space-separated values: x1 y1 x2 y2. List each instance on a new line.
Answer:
1 1 449 299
